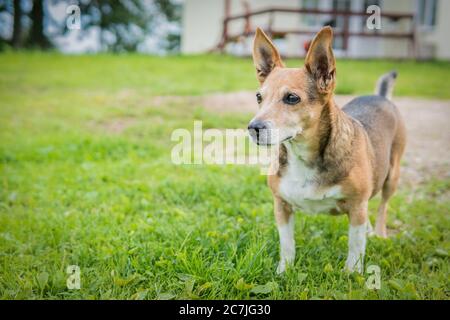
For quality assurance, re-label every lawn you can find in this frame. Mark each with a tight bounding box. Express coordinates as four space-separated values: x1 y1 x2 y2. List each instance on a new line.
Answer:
0 53 449 299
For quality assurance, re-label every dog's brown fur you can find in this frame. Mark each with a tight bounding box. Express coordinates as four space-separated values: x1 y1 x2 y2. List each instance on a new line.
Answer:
250 26 406 273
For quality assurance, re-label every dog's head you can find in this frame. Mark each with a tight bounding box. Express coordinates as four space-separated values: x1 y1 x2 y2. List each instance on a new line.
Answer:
248 27 336 146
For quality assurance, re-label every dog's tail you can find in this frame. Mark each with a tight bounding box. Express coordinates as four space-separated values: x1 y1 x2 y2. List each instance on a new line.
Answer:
374 70 397 100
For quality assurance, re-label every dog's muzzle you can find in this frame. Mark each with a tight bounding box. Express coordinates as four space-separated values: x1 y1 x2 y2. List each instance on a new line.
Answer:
248 120 268 144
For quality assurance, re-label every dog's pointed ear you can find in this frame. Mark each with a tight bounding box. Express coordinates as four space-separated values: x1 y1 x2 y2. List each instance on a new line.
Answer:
305 26 336 94
253 27 284 84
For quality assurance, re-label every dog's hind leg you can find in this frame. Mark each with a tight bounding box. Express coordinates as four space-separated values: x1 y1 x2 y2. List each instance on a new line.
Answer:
375 121 406 238
375 155 401 238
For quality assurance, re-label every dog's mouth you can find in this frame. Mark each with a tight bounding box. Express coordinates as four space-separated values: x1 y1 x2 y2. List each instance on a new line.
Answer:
255 135 293 146
248 124 302 146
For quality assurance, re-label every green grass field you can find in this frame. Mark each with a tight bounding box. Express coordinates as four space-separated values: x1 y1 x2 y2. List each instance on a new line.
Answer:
0 53 449 299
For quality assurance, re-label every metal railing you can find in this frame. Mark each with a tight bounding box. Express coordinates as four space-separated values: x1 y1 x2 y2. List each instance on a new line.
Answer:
216 5 416 58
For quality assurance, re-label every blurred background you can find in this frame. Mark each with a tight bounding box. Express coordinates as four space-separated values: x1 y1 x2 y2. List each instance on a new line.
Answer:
0 0 183 54
184 0 447 59
0 0 448 60
0 0 449 300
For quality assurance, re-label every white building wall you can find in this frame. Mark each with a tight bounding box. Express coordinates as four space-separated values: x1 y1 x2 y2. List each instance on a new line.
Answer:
347 0 383 58
434 0 450 59
419 0 450 60
226 0 302 56
181 0 224 54
182 0 449 60
381 0 413 58
182 0 303 55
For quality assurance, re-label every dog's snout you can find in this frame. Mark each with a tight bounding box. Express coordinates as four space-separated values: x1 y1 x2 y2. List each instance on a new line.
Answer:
248 120 267 136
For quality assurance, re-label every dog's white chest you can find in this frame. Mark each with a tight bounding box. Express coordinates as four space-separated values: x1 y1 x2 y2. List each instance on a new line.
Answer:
278 152 342 214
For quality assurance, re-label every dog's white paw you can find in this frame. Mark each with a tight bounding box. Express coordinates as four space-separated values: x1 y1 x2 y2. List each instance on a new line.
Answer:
276 260 286 274
276 259 294 274
344 257 363 274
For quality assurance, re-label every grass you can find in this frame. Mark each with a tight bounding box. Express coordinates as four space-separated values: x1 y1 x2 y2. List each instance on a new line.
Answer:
0 53 449 300
1 52 450 98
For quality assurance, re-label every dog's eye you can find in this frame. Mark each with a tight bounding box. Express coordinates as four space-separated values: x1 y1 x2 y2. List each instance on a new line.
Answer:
256 93 262 104
283 93 301 105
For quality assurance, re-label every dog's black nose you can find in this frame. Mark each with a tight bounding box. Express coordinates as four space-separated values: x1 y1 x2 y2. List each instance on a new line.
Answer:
248 120 267 139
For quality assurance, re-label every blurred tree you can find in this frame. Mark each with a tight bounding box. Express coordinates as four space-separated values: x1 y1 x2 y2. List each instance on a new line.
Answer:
0 0 15 48
0 0 52 49
11 0 22 48
27 0 51 48
0 0 182 52
71 0 149 52
76 0 181 52
154 0 181 52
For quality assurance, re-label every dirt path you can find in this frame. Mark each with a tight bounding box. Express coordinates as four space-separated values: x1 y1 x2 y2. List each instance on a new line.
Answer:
201 92 450 186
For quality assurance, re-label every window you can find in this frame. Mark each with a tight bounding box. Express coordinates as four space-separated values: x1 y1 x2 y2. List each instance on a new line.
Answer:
418 0 437 28
363 0 381 28
333 0 351 11
364 0 381 9
302 0 320 27
332 0 351 50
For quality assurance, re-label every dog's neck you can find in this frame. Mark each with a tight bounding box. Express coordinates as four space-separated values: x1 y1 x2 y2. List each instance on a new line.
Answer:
283 98 356 184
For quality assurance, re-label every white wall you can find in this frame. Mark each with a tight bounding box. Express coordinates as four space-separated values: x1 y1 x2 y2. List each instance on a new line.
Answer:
181 0 224 53
434 0 450 59
419 0 450 60
347 0 383 58
182 0 450 60
381 0 414 59
181 0 303 54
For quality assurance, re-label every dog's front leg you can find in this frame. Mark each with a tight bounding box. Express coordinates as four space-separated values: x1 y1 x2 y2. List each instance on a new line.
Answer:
345 201 369 273
274 196 294 274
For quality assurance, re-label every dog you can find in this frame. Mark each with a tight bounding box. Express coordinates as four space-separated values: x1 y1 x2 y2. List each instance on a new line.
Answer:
247 27 406 273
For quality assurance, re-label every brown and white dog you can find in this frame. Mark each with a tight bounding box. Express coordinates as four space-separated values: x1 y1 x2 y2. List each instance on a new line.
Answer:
248 27 406 273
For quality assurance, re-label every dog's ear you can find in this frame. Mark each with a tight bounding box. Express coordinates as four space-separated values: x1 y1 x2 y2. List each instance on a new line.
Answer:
305 26 336 94
253 27 284 84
